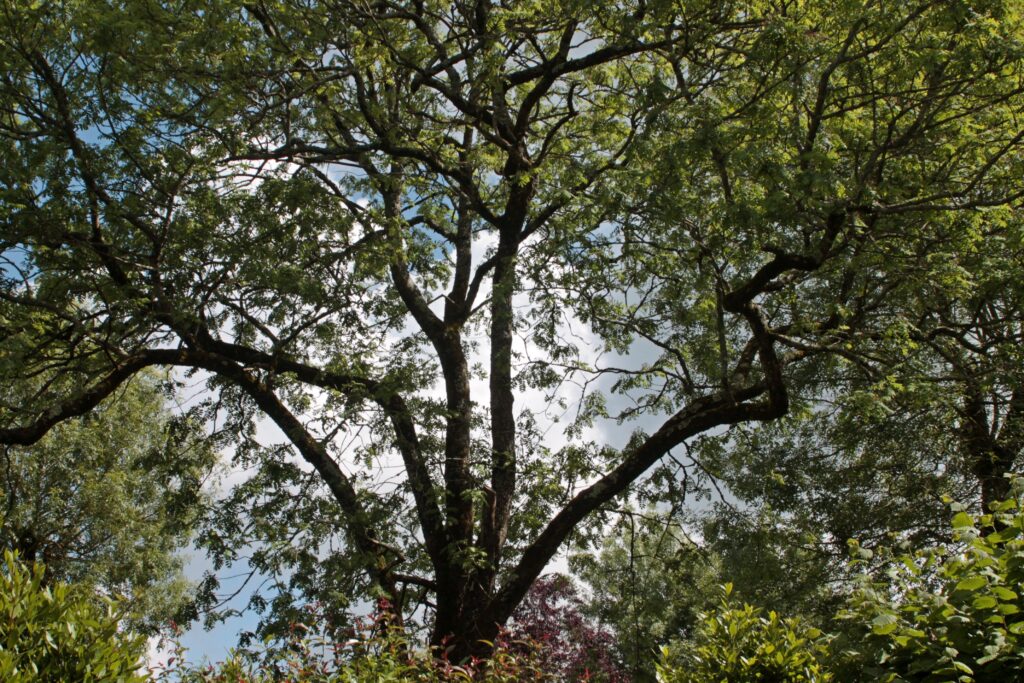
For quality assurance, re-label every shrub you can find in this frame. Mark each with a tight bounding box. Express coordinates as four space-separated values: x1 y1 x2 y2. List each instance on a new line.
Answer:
154 608 547 682
509 574 628 682
656 583 833 683
0 550 148 682
837 478 1024 682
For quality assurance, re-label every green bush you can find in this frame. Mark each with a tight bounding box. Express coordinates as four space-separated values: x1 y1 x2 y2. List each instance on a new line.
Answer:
656 583 833 682
0 549 148 682
656 480 1024 683
837 478 1024 682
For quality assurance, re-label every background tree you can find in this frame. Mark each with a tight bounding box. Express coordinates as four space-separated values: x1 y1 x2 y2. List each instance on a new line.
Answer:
670 211 1024 621
1 0 1022 658
0 371 217 631
573 511 718 682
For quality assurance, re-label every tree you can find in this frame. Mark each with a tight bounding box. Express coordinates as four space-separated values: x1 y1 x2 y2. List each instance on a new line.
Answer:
669 191 1024 621
1 0 1023 658
0 371 216 631
575 511 719 682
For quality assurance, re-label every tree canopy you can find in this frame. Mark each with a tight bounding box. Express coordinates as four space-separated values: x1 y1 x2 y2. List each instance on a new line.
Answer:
0 371 216 631
1 0 1022 656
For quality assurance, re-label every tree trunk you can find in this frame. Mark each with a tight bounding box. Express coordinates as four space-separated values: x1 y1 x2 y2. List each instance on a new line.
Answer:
961 390 1018 512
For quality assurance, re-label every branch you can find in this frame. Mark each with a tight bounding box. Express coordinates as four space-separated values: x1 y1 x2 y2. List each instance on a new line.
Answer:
186 335 449 566
0 349 185 446
488 375 783 626
199 354 398 596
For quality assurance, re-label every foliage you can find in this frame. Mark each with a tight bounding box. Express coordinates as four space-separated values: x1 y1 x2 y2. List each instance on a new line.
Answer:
0 550 148 682
0 372 217 632
694 398 968 614
682 203 1024 621
154 609 547 682
575 512 719 682
836 478 1024 682
2 0 1023 656
657 584 833 683
654 481 1024 683
508 574 628 682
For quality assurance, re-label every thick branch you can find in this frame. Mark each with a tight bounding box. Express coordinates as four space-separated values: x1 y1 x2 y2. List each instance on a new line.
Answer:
488 378 782 625
488 222 822 624
201 354 398 596
478 232 519 580
181 334 449 567
382 186 475 545
0 342 429 594
0 349 183 446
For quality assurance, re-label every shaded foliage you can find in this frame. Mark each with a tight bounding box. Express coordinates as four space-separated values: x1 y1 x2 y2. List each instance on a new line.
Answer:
0 372 216 632
575 512 719 682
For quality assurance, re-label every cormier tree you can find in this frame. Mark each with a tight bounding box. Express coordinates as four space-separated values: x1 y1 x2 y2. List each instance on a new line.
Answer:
1 0 1022 658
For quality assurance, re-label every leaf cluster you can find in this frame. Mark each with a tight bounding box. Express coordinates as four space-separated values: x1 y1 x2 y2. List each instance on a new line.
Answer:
0 550 148 683
837 480 1024 681
657 583 833 683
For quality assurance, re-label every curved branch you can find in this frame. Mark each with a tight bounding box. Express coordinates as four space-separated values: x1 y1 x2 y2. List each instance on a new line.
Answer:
487 229 823 624
488 375 784 626
183 334 449 567
0 349 185 446
204 357 396 586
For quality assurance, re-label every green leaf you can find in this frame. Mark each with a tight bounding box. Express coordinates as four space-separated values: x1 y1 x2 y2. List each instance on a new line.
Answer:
972 596 998 610
872 614 899 636
955 576 988 592
992 587 1018 601
953 660 973 674
952 512 975 529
